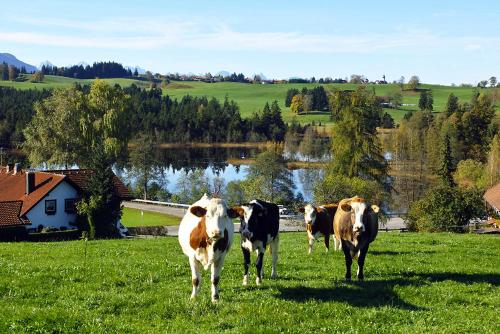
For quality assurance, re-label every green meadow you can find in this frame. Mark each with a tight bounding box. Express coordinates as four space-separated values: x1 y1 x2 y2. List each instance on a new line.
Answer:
1 75 497 124
0 232 498 333
121 207 180 227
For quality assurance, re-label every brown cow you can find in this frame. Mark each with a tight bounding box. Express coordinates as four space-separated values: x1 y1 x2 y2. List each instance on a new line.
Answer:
299 204 340 254
178 194 238 302
333 196 379 281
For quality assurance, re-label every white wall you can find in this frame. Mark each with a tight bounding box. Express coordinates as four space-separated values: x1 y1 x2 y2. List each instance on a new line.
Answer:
26 181 80 231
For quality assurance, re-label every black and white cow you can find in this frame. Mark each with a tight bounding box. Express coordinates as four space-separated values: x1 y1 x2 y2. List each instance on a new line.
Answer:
233 199 280 285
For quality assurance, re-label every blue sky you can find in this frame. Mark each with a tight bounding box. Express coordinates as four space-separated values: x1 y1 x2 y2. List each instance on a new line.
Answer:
1 0 498 84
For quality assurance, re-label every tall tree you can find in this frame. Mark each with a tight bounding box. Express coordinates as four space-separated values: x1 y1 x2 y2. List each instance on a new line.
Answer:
77 147 122 239
408 75 420 90
328 87 388 186
1 63 8 81
418 90 433 111
127 134 164 200
290 94 304 114
241 149 295 203
23 79 131 167
285 88 299 107
437 134 454 186
489 76 497 88
444 93 459 117
486 134 500 187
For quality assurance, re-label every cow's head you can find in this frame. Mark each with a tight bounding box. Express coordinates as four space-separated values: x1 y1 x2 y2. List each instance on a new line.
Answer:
340 196 380 236
232 200 266 239
299 204 318 227
190 198 239 241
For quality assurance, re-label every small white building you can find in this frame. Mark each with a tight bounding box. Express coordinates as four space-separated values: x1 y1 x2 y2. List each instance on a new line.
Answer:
0 164 131 232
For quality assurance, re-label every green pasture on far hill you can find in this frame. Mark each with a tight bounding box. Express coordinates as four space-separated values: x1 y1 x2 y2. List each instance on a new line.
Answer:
0 232 498 333
0 75 150 90
1 75 498 124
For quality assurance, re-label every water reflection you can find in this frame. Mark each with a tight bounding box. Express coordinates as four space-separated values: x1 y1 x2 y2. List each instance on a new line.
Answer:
154 147 261 174
124 146 421 212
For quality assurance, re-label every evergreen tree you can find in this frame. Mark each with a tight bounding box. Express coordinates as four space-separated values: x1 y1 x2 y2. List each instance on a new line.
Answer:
445 93 459 117
329 87 388 186
285 88 299 107
418 91 428 111
437 134 455 186
1 62 8 81
77 146 122 239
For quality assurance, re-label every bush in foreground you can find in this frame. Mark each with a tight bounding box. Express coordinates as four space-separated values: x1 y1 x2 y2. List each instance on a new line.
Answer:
406 184 486 232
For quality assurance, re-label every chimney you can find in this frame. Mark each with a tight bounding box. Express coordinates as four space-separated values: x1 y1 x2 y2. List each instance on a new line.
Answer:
26 171 35 195
13 163 20 175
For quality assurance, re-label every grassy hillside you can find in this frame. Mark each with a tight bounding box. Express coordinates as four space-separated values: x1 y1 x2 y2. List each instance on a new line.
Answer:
163 81 499 123
0 75 150 90
1 75 497 124
0 232 498 333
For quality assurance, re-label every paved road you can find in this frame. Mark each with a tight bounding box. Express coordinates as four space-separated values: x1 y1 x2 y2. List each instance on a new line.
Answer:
124 201 407 237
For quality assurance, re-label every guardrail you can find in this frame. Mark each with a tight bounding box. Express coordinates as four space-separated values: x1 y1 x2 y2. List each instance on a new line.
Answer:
131 199 190 208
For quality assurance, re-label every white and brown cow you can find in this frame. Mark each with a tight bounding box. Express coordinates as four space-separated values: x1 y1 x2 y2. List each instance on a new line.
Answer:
178 194 238 302
299 203 340 254
333 196 379 281
232 199 279 286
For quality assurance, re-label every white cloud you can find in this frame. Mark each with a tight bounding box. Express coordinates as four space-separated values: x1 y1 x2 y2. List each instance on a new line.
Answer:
0 17 499 55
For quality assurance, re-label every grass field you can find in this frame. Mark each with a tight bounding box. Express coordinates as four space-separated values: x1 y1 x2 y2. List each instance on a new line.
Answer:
1 75 497 124
0 75 150 90
0 232 498 333
121 207 180 227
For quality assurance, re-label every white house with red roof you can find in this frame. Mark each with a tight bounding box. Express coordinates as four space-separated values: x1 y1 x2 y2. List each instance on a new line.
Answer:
0 163 131 233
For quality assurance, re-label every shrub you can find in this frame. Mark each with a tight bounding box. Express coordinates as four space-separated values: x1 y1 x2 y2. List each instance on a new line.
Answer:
406 184 486 232
313 173 387 206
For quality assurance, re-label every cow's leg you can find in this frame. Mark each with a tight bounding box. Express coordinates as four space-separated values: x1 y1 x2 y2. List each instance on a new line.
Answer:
324 233 330 252
189 255 202 299
270 235 279 279
255 249 264 285
211 256 224 302
334 236 342 251
308 235 314 254
242 246 251 286
341 240 352 281
357 244 370 280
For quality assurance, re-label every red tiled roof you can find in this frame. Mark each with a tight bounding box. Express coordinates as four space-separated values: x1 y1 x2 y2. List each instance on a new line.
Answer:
47 169 132 200
0 168 65 216
484 182 500 210
0 201 27 227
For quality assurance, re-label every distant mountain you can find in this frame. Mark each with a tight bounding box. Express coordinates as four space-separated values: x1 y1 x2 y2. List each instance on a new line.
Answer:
217 70 231 78
39 60 54 69
0 53 37 72
252 72 268 81
125 66 146 75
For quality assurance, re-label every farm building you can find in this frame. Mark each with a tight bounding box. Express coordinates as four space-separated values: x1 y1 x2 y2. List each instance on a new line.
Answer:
484 182 500 229
484 182 500 216
0 164 131 233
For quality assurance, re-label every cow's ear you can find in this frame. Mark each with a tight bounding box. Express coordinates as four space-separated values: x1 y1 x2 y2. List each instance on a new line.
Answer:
190 206 207 217
341 203 352 212
228 207 244 218
298 207 305 213
371 205 380 213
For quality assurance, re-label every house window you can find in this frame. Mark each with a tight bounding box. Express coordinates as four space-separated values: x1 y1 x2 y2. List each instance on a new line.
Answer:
65 199 77 213
45 200 56 215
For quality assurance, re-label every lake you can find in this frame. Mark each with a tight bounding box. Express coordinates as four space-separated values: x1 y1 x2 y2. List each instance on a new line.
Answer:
120 146 325 202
